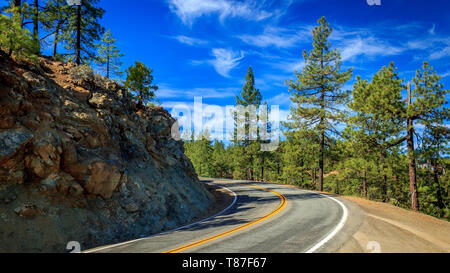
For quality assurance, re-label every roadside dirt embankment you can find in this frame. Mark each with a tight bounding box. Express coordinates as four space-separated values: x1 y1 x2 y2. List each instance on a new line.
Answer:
337 196 450 253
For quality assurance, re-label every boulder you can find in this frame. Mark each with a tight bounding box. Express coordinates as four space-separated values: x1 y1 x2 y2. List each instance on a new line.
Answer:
89 92 111 109
83 161 122 199
0 127 33 164
24 129 62 178
14 205 37 219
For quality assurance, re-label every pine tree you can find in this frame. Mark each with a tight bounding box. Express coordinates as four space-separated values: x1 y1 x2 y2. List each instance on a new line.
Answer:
347 62 405 201
41 0 70 59
96 29 124 79
11 0 21 25
61 0 105 64
235 66 262 144
418 125 449 217
211 140 231 178
287 16 352 191
19 0 41 54
124 61 159 108
234 66 263 180
236 66 262 107
0 3 38 61
406 62 449 211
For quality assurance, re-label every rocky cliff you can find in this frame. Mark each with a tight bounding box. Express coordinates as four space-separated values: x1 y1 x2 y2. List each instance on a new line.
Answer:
0 54 212 252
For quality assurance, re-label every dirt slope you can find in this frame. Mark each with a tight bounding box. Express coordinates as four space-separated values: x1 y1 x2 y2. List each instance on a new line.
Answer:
338 196 450 253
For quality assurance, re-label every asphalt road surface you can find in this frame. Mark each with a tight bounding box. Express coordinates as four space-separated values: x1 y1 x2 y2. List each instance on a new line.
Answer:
86 179 354 253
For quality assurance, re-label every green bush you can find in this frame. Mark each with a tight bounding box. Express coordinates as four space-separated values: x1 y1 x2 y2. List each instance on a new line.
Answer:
0 14 38 62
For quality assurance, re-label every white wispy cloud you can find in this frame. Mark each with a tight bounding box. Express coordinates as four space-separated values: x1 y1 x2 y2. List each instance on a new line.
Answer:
441 71 450 78
237 26 312 48
339 36 404 61
166 0 272 25
156 84 236 99
266 92 292 107
275 59 305 73
173 35 208 46
208 48 245 78
429 45 450 60
428 24 436 35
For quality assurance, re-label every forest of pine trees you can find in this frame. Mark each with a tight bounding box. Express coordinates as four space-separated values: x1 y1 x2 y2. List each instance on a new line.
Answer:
185 17 449 220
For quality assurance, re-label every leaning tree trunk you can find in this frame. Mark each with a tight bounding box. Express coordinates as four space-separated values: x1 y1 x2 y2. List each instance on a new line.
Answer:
407 83 419 212
53 23 61 58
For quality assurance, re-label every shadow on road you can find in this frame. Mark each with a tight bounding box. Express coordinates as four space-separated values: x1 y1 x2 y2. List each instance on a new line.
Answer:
179 183 327 232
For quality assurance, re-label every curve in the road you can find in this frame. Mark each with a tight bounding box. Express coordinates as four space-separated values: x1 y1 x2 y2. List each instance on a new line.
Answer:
83 184 238 253
303 190 348 253
85 180 350 253
164 182 287 253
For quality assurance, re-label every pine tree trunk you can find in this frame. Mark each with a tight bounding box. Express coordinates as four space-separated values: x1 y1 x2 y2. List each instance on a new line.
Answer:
363 171 367 199
380 147 388 202
107 53 110 79
33 0 39 53
312 168 316 190
53 23 60 58
407 126 419 211
261 153 264 182
432 160 444 209
76 4 81 65
336 177 339 194
318 53 325 192
300 157 304 186
319 132 324 191
407 83 419 212
383 173 388 202
249 153 254 181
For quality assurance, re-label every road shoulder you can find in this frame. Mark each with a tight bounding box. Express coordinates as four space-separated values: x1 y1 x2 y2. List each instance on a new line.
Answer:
337 196 450 253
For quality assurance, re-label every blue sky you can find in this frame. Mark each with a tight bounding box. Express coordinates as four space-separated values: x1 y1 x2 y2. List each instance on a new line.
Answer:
9 0 449 138
94 0 450 119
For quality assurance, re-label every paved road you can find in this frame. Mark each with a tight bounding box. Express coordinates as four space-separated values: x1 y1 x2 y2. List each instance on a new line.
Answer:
87 179 352 253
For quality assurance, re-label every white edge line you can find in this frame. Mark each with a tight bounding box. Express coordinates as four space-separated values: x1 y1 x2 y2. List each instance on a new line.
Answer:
206 178 348 253
83 183 238 253
304 191 348 253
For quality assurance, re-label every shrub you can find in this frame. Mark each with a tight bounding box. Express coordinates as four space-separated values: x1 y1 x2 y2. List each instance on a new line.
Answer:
0 14 38 62
68 64 95 86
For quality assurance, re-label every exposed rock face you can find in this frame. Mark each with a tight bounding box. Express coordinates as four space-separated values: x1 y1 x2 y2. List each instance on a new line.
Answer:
0 56 212 252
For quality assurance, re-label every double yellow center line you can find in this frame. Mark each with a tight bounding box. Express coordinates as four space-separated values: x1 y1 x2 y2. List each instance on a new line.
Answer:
164 182 287 253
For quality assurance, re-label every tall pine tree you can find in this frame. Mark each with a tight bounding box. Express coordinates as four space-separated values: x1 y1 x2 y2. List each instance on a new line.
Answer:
234 66 263 180
406 62 449 211
287 16 352 191
62 0 105 64
41 0 70 59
